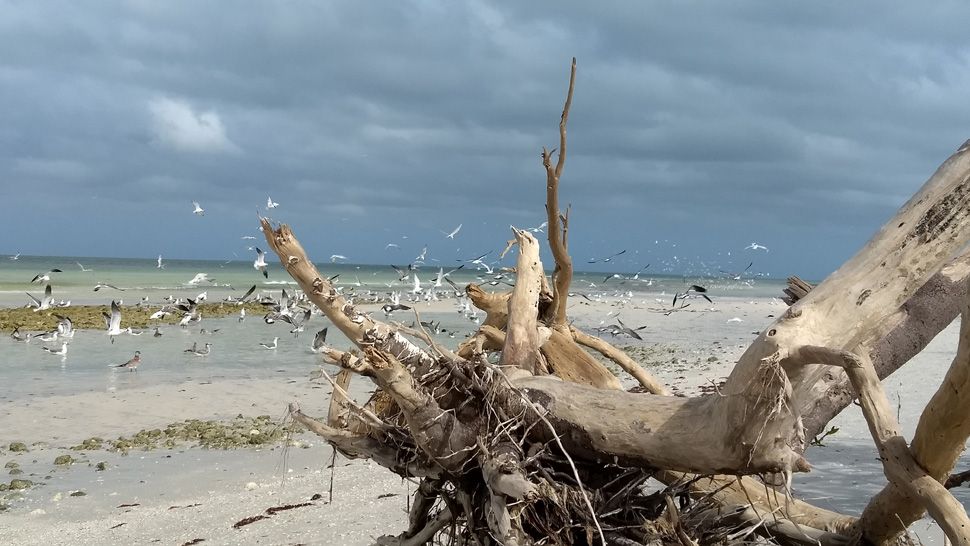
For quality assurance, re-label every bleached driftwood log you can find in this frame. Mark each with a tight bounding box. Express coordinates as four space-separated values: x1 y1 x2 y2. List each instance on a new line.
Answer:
258 58 970 544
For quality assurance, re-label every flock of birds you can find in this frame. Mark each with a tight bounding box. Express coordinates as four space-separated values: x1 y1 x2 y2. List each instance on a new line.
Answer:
6 196 772 373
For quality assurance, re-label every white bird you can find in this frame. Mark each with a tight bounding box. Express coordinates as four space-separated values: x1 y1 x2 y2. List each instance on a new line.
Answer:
190 343 211 357
442 223 462 239
238 308 246 322
26 284 53 312
9 253 20 260
745 242 769 252
266 196 279 209
192 201 205 216
31 269 62 284
187 273 211 285
42 342 69 357
414 246 427 264
157 255 165 269
330 254 348 263
411 274 422 294
254 248 268 278
94 282 124 292
259 337 279 350
76 262 93 272
104 300 125 342
55 315 74 338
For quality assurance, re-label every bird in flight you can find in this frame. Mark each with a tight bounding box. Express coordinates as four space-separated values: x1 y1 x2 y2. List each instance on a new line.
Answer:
9 253 20 260
259 337 279 350
76 262 93 272
157 255 165 269
311 328 328 353
94 282 125 292
31 269 63 284
26 284 53 312
266 196 279 209
116 351 141 371
253 248 268 279
192 201 205 216
745 243 769 252
330 254 348 263
588 250 626 264
442 223 462 239
104 300 126 342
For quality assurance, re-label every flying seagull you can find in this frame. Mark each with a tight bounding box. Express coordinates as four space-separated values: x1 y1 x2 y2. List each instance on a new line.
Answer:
31 269 63 284
442 223 462 239
192 201 205 216
157 255 165 269
253 248 268 279
9 253 20 260
76 262 93 272
588 250 626 264
745 242 769 252
116 351 141 371
26 284 53 312
266 196 279 209
104 300 126 342
94 282 125 292
330 254 348 263
672 285 713 308
311 328 328 353
259 337 279 350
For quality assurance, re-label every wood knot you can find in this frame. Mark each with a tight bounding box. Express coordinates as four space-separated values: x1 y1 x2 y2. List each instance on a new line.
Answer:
856 289 872 306
287 256 300 265
311 277 324 294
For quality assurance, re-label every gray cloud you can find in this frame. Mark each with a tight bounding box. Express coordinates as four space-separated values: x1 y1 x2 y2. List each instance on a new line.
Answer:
2 1 970 279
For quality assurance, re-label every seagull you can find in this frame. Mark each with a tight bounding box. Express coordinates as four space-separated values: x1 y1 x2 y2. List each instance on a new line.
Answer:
253 248 268 279
390 264 412 282
116 351 141 371
76 262 93 272
463 252 493 273
26 284 53 312
259 337 279 350
414 246 428 264
192 201 205 216
157 255 165 269
266 196 279 209
187 273 211 285
672 285 713 308
238 308 246 322
382 303 412 316
104 300 125 342
330 254 348 263
189 343 211 357
527 221 548 234
55 315 74 338
442 223 462 239
745 243 769 252
311 328 328 353
588 250 626 264
153 326 163 337
42 342 69 357
31 269 63 284
9 253 20 260
94 282 125 292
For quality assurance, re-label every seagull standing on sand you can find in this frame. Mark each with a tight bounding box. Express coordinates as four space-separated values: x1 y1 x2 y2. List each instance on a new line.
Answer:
253 248 268 278
192 201 205 216
116 351 141 371
189 343 211 357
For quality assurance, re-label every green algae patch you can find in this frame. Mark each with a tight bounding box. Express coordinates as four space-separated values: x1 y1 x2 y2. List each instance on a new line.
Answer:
8 479 32 490
95 461 107 471
104 415 304 453
3 461 18 469
8 442 28 453
70 437 104 451
53 454 74 466
0 301 267 333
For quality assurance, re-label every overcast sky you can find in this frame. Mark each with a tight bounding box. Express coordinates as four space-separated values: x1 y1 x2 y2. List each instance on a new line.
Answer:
3 1 970 280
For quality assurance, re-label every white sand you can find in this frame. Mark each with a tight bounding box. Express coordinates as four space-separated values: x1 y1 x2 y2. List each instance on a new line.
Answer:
1 296 966 544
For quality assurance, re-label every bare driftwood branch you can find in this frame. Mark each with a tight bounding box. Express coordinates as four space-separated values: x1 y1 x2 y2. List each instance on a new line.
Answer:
571 325 670 395
542 57 576 327
787 346 970 546
500 228 544 373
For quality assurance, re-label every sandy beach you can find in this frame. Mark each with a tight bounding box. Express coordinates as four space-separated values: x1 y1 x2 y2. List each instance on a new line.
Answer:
1 296 968 545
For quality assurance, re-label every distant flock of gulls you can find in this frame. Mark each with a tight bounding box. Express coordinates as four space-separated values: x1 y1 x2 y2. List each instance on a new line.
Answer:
7 197 771 371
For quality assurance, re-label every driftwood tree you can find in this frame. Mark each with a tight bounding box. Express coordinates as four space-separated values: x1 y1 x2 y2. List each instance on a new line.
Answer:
262 59 970 545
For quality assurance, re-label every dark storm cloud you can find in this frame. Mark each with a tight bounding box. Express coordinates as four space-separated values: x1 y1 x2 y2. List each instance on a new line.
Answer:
2 1 970 279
